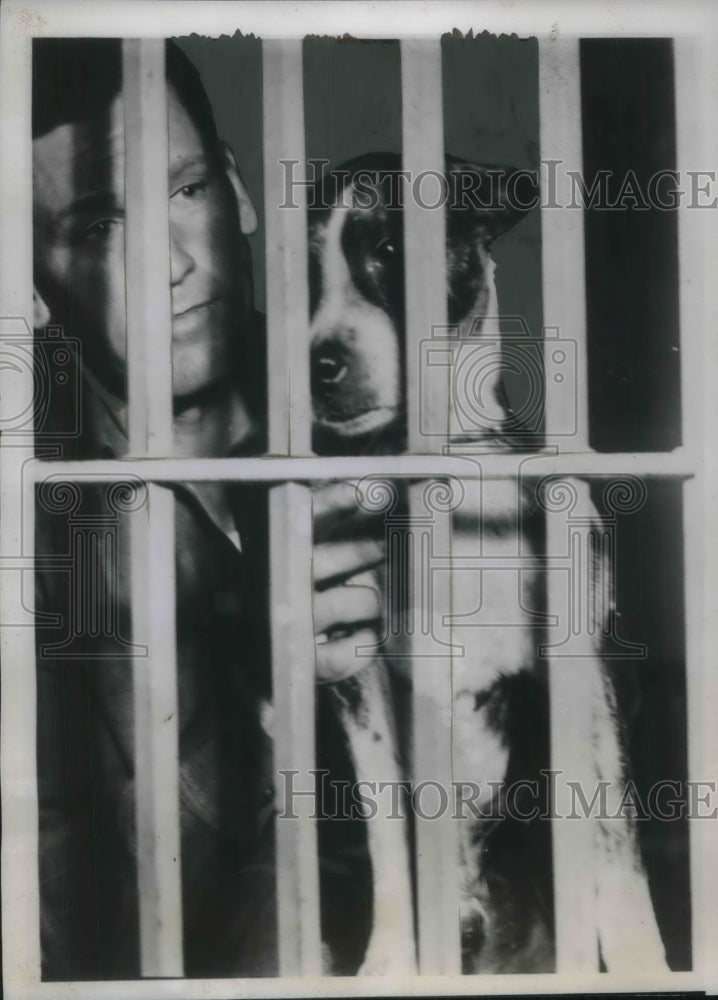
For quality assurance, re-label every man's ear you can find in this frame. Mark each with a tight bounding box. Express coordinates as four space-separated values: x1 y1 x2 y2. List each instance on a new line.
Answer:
33 287 51 329
221 142 258 236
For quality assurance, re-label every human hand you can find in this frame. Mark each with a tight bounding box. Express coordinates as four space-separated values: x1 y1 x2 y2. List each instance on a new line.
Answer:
311 480 387 684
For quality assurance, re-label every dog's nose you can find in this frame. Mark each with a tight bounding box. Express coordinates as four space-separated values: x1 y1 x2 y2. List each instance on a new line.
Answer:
312 342 349 390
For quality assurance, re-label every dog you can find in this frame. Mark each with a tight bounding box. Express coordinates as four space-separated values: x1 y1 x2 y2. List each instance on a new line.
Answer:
308 153 668 974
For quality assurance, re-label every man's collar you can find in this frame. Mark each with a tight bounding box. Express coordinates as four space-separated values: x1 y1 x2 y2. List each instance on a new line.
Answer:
81 363 262 552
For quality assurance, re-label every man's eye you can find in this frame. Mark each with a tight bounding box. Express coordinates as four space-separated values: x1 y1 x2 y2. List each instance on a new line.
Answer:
81 218 120 242
174 179 209 200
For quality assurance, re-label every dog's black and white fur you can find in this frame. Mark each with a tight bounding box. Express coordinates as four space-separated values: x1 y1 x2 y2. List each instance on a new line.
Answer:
308 153 668 974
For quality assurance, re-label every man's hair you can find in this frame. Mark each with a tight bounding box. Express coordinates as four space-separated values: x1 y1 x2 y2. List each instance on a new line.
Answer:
32 37 220 151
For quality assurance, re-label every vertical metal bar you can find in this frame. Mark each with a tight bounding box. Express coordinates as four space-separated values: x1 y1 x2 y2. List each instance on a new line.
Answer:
539 38 590 452
402 39 461 975
539 38 597 971
123 39 183 977
269 483 322 976
130 486 183 976
674 35 715 976
544 486 599 972
402 39 450 458
0 27 42 988
408 487 459 975
263 39 321 975
123 39 173 457
263 39 312 457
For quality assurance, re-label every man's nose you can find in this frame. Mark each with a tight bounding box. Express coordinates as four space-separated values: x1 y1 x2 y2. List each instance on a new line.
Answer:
170 223 195 286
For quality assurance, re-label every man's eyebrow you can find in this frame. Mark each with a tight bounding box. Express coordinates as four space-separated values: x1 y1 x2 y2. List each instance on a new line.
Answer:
169 153 211 185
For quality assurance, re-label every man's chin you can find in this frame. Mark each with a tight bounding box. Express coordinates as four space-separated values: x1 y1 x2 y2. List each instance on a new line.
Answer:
170 337 233 401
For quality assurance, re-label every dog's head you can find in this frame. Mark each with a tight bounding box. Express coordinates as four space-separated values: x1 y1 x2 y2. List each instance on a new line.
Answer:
308 152 533 454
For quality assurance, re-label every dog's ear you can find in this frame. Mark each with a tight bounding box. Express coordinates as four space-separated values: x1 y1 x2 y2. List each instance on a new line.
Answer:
445 157 538 243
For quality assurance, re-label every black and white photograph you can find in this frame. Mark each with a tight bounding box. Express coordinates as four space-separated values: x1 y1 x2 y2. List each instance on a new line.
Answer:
0 1 716 997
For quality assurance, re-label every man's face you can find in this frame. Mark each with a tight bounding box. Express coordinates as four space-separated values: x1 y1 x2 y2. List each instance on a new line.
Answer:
33 84 253 399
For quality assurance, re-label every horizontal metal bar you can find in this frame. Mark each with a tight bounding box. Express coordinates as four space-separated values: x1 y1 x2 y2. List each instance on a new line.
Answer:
29 450 697 483
7 968 706 1000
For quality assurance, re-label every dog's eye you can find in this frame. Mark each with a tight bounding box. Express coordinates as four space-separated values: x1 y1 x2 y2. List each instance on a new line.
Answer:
374 236 397 259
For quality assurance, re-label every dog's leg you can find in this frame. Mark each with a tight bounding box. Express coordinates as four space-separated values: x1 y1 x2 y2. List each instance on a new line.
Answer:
327 657 417 975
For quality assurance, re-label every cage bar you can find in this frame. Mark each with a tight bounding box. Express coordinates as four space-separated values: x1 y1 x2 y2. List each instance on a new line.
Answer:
538 37 590 452
269 482 322 976
130 486 184 976
674 35 716 977
402 38 450 457
263 39 312 457
544 489 599 971
0 27 42 988
122 40 173 457
402 38 461 975
122 39 184 977
263 38 322 976
408 486 460 975
538 37 598 971
30 450 696 484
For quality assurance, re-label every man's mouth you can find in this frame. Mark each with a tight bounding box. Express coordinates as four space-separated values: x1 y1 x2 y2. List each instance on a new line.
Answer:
171 297 222 339
173 297 220 320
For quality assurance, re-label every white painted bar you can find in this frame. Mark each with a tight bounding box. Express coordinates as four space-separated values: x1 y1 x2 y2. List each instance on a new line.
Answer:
269 483 322 976
29 449 696 484
130 485 184 976
123 39 173 457
263 37 321 975
0 25 42 991
544 482 598 972
402 39 450 456
263 39 312 456
538 38 590 452
122 40 183 977
546 480 598 974
4 967 707 1000
538 37 598 972
675 34 716 981
402 39 460 974
409 485 460 974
